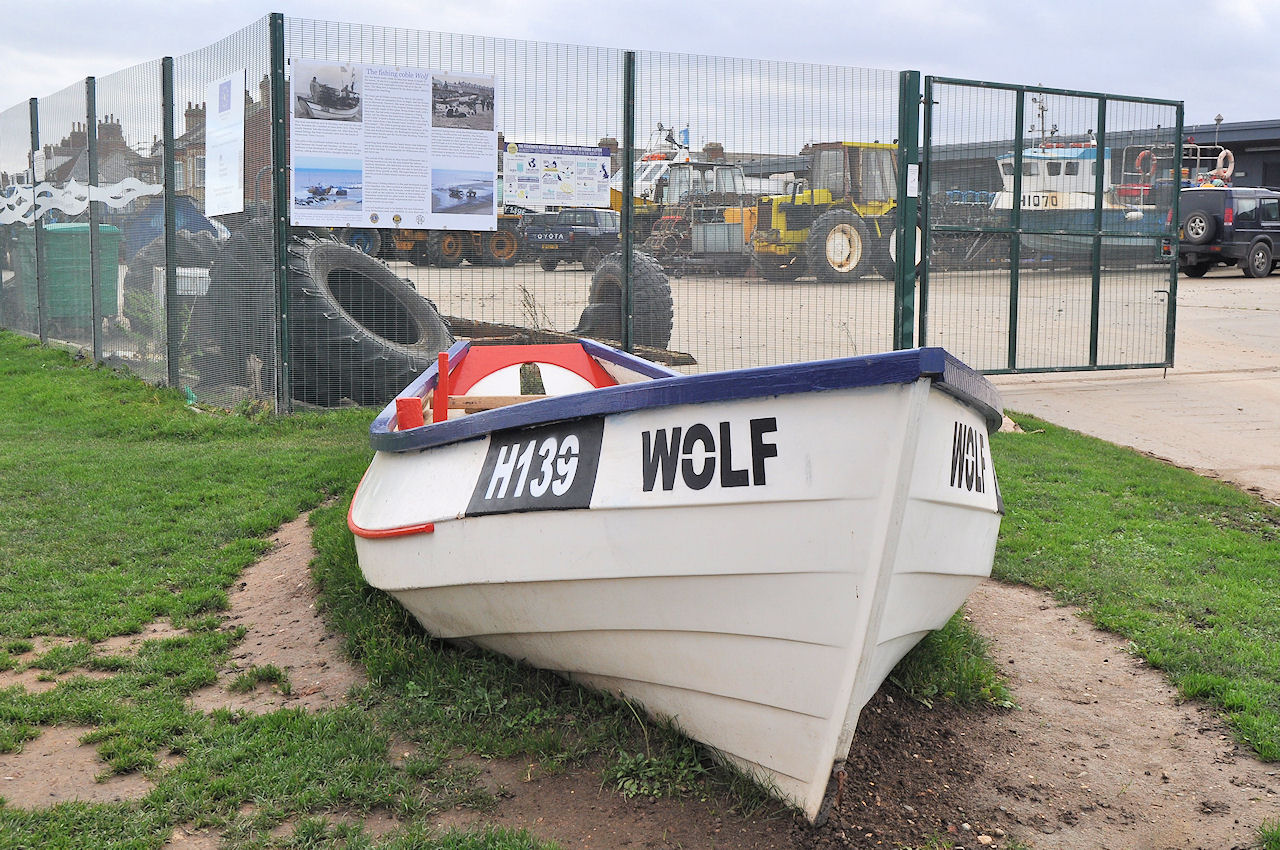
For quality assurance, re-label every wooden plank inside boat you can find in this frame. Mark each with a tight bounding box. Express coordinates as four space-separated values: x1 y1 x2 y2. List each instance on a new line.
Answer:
445 316 697 367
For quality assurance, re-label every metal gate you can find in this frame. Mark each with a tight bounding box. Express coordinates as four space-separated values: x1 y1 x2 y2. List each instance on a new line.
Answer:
917 78 1183 373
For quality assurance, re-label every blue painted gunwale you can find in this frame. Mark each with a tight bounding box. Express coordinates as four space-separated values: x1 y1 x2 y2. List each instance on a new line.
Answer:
369 344 1003 454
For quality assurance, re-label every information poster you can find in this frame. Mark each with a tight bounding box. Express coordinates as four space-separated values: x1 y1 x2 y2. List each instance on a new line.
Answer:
204 69 246 217
502 143 611 209
289 59 498 231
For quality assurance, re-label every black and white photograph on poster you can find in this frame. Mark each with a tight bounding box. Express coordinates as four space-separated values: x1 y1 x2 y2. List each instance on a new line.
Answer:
295 60 363 122
294 157 363 210
431 170 494 215
431 74 494 131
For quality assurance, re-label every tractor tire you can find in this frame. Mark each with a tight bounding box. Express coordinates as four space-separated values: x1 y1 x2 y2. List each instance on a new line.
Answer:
336 227 382 256
806 209 871 282
189 219 278 398
407 240 433 267
428 231 465 267
751 252 804 281
572 251 673 349
874 224 923 281
287 238 454 406
483 229 521 267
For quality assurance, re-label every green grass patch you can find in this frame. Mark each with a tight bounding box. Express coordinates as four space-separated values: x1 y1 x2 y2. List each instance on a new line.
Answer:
228 664 292 695
994 413 1280 760
1259 818 1280 850
890 610 1014 709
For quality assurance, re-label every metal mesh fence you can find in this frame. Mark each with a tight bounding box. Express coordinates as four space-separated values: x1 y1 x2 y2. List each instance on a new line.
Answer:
632 53 900 371
94 58 168 382
0 102 36 337
922 80 1180 372
283 19 632 406
35 82 95 351
171 18 276 408
0 14 1187 411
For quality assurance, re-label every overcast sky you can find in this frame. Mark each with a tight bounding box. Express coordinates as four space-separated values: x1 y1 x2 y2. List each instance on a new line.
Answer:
0 0 1269 137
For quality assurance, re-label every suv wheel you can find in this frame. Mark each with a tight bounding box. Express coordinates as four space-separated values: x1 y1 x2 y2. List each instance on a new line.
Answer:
1183 210 1216 245
1242 241 1273 278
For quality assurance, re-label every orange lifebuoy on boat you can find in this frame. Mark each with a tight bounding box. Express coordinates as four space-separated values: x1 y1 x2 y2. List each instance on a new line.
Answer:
1135 149 1156 179
1211 148 1235 180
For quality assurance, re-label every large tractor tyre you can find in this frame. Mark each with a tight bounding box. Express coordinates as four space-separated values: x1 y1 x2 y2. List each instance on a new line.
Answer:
287 238 455 406
805 209 871 283
572 251 673 349
751 252 805 281
189 220 278 398
336 227 383 257
1182 211 1215 246
428 231 465 267
407 240 434 267
484 229 521 267
874 224 923 281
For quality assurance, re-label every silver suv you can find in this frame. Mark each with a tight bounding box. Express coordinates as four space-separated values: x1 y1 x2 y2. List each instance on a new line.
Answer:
1179 186 1280 278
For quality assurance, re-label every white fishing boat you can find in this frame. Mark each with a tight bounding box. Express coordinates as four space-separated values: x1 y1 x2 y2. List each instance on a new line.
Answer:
990 141 1161 262
348 339 1004 822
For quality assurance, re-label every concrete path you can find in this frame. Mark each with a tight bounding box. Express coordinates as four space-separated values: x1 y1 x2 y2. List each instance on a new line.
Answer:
989 267 1280 503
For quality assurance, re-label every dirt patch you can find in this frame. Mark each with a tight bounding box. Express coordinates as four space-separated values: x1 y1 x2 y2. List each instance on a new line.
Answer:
187 513 366 714
806 582 1279 849
0 726 155 807
427 754 798 849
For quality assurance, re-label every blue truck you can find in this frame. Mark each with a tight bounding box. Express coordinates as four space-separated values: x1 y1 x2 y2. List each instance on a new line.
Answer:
523 207 621 271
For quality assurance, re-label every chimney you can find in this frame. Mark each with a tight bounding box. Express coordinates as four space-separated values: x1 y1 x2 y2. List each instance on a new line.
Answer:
184 101 205 134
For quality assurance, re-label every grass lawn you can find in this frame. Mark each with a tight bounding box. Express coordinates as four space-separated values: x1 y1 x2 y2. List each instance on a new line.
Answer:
0 331 1276 849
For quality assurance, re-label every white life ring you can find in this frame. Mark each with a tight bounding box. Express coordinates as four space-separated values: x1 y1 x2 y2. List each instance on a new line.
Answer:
1212 148 1235 180
1136 149 1156 178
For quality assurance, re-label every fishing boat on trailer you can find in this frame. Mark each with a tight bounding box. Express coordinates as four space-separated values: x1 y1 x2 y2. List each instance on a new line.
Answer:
991 140 1163 263
347 338 1004 822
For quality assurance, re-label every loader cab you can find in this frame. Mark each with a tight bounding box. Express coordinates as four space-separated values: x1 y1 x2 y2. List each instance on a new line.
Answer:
659 162 749 204
808 142 897 205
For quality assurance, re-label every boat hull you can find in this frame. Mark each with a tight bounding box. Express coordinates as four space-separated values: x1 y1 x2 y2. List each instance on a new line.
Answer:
350 354 1002 821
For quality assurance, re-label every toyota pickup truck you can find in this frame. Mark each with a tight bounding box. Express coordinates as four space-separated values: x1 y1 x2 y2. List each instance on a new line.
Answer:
523 207 621 271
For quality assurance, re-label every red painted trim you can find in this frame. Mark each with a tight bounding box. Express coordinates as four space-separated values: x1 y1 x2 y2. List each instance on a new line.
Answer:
347 473 437 539
449 343 618 394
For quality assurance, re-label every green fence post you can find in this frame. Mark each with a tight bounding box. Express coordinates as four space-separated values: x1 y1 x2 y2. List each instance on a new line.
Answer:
162 56 180 389
1089 97 1107 367
621 50 635 353
918 76 935 347
1008 90 1026 371
1167 105 1185 368
269 13 292 412
895 70 921 351
86 76 103 363
29 97 47 345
